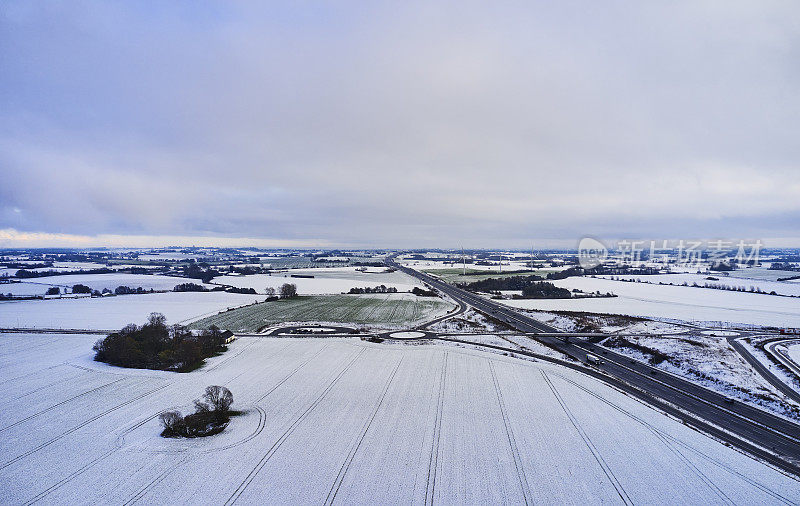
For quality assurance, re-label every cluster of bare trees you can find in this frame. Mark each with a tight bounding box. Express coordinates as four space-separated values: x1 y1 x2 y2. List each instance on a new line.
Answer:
159 385 234 438
264 283 297 299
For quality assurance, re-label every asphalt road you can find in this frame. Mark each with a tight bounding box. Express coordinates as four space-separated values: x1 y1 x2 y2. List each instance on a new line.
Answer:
387 256 800 475
729 336 800 406
765 338 800 381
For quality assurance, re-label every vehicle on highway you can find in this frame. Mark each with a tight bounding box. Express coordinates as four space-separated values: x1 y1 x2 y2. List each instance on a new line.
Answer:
586 353 602 365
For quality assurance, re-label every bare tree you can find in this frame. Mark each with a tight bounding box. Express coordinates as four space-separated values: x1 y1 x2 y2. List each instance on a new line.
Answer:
202 385 233 413
264 286 276 298
159 411 185 433
193 398 211 413
147 312 167 328
279 283 297 299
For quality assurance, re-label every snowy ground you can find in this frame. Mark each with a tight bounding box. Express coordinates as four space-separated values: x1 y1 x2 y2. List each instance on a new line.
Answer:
427 308 510 333
0 292 262 330
724 266 800 282
2 333 798 504
518 310 690 334
0 273 202 296
0 262 108 277
500 277 800 327
790 343 800 367
214 267 423 295
601 273 800 297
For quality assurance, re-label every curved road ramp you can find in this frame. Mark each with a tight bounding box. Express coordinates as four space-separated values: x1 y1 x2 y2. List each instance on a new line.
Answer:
2 332 798 504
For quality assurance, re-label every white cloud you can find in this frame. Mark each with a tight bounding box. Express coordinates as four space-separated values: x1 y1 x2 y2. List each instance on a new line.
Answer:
1 1 799 246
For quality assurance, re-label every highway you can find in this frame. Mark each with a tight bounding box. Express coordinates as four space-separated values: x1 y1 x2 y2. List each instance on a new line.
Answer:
387 256 800 476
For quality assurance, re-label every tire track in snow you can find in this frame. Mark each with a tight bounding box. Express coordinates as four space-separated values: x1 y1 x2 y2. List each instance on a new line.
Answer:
50 342 322 505
123 454 192 506
0 363 64 386
0 382 169 471
213 341 294 388
254 343 329 403
209 344 330 455
1 376 129 432
550 371 795 506
324 354 405 505
0 334 62 357
202 338 259 373
424 352 448 506
117 343 315 503
551 372 732 504
10 369 94 402
541 370 633 505
224 348 366 505
24 412 161 505
488 360 532 505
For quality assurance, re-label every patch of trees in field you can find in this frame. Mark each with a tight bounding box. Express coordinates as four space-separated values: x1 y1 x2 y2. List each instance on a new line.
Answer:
224 286 258 294
159 385 237 438
770 262 800 272
114 285 156 295
258 283 298 299
461 276 574 299
173 282 209 292
72 284 92 294
412 286 437 297
181 263 220 283
93 313 230 371
278 283 298 298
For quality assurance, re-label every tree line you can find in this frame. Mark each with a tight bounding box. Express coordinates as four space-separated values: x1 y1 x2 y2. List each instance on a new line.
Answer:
348 285 398 294
461 276 573 299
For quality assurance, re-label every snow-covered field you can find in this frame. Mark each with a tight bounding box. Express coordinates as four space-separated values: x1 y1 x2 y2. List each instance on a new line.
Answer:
214 267 423 295
501 277 800 327
790 343 800 367
0 273 202 296
427 308 509 333
0 292 262 330
724 266 800 282
190 293 453 331
519 310 689 334
2 333 797 504
603 273 800 297
0 262 108 277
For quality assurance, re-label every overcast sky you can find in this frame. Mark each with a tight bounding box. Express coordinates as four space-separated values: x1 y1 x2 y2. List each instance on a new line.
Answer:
1 1 799 249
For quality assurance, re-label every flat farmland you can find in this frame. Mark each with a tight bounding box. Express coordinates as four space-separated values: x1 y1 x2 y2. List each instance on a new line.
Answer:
0 292 262 330
2 333 797 504
189 293 455 331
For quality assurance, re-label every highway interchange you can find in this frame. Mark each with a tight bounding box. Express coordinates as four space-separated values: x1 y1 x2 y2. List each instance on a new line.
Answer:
386 255 800 477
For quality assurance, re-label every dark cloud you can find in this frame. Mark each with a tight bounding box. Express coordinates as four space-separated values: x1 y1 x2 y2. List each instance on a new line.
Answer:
1 1 799 247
